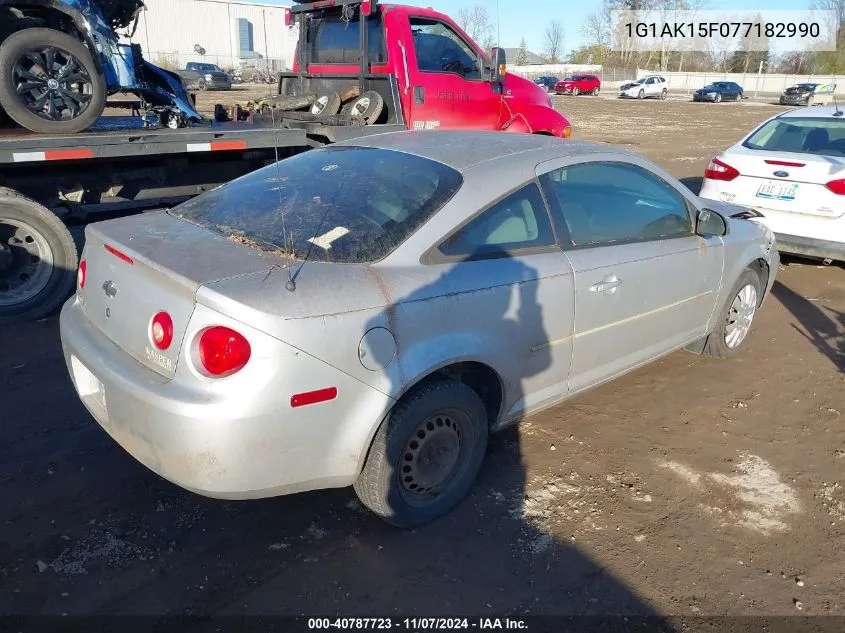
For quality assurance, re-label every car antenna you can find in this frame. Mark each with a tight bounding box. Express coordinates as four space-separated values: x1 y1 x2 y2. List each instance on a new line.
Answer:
268 77 298 291
833 93 843 117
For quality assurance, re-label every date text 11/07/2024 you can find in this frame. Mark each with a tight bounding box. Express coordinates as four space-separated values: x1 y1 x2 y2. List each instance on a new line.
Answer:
624 21 820 38
307 618 528 630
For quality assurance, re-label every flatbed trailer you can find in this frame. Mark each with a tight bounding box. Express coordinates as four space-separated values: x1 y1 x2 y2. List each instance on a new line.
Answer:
0 113 404 324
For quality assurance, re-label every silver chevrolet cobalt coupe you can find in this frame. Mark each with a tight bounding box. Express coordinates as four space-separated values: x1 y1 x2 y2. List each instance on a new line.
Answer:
60 131 779 527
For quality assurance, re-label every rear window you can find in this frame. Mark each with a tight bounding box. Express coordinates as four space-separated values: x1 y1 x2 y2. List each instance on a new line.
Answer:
307 13 386 65
743 117 845 157
170 147 463 264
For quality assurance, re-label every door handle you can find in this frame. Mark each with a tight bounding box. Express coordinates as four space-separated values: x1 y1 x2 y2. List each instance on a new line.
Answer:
590 275 622 294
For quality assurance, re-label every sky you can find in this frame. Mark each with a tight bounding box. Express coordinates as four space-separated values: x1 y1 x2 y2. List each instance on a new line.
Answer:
253 0 808 57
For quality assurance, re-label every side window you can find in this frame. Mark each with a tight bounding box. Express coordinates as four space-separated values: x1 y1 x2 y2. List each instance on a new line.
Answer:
438 184 556 257
410 17 481 80
541 162 693 246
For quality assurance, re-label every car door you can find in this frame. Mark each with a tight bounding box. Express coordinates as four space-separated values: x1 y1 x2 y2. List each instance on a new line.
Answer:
538 156 725 393
405 16 501 130
430 182 576 421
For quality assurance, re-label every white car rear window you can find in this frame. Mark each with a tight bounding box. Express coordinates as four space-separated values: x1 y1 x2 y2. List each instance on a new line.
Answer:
743 118 845 157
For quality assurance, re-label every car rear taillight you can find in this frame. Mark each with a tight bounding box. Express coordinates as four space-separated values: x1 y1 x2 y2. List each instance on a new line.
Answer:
197 326 251 377
825 179 845 195
78 259 86 289
704 157 740 182
151 311 174 350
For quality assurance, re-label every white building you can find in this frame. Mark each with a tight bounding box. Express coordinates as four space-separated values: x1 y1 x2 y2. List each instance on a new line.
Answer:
124 0 299 72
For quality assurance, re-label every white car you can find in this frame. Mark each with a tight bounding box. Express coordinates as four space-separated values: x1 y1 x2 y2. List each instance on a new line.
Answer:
618 75 668 100
699 105 845 262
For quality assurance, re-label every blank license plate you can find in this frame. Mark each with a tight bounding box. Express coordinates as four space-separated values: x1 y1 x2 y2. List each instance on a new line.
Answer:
756 180 799 201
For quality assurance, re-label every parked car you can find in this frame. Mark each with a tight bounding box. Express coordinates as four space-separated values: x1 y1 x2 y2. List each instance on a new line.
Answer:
693 81 744 103
553 74 601 96
176 62 233 91
0 0 201 133
780 83 837 107
60 131 778 528
618 75 668 100
699 105 845 262
533 76 559 92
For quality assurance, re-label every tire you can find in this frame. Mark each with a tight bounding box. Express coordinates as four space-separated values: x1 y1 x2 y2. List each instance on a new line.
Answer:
197 78 207 91
572 86 580 96
592 86 600 96
638 89 645 99
310 90 341 116
714 93 722 103
779 97 786 105
0 188 78 325
354 378 489 528
736 91 743 101
0 28 106 134
343 90 384 124
660 88 667 100
702 269 762 360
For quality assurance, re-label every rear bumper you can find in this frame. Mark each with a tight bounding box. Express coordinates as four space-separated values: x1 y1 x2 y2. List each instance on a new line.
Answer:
774 233 845 261
59 296 394 499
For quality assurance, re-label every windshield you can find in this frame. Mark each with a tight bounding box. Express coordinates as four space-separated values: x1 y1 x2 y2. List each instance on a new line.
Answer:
743 118 845 157
633 78 646 85
194 64 221 72
171 146 463 264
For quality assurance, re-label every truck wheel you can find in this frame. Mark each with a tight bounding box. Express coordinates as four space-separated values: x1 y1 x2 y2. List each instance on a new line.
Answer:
311 91 341 115
343 90 384 124
0 28 106 134
0 188 78 325
354 378 489 528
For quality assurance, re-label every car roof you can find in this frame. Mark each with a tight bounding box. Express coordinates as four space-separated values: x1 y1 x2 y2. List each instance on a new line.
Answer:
333 131 624 171
777 104 845 119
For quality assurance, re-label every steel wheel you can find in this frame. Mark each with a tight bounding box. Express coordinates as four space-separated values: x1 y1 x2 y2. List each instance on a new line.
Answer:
724 283 758 349
399 408 470 506
12 46 94 122
0 217 55 308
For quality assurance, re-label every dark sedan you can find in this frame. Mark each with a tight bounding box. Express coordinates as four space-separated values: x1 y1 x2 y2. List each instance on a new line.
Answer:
693 82 743 103
533 76 559 92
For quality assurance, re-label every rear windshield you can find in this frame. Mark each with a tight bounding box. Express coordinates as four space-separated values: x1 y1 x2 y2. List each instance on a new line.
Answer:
743 117 845 157
171 147 463 264
307 13 387 65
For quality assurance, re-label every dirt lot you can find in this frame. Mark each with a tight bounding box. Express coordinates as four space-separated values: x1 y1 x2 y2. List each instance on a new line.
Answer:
1 94 844 626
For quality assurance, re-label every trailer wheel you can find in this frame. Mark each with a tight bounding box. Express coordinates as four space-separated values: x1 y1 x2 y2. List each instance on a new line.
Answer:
311 91 341 115
342 90 385 124
0 28 106 134
0 188 77 325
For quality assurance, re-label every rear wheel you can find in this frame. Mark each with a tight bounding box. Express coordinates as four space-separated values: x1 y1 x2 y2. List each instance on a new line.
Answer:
592 86 600 96
0 28 106 134
660 88 667 100
0 188 78 325
354 378 489 528
702 269 762 359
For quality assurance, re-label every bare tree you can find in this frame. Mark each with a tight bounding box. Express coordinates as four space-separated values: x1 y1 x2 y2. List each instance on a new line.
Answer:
456 5 496 50
544 20 565 63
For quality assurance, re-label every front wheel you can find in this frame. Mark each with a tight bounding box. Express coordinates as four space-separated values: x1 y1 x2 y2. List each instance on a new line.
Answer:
702 269 762 359
354 378 489 528
714 93 722 103
638 89 645 99
572 86 580 96
0 28 106 134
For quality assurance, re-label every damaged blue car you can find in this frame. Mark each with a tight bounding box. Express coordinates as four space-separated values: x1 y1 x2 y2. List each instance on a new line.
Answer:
0 0 203 133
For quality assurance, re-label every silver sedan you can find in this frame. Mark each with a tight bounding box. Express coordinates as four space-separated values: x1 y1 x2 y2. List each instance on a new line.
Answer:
60 131 779 527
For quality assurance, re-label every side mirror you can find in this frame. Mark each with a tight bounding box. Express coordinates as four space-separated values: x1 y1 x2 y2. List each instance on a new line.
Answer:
484 47 506 83
696 208 727 237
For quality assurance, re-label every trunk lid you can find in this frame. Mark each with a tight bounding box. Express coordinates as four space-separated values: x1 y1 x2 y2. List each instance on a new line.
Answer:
79 212 278 379
716 146 845 218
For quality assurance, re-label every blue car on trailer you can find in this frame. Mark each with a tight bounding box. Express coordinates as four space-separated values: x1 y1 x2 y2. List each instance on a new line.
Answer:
0 0 202 133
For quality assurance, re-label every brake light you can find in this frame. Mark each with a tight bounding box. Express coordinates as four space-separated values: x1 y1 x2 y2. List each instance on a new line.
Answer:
78 259 86 289
704 157 740 182
284 7 292 26
361 0 372 16
151 311 174 350
765 160 805 167
197 326 251 377
104 243 134 265
825 178 845 195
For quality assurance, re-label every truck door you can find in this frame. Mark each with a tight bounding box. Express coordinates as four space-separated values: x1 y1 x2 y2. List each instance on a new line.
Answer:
405 16 501 131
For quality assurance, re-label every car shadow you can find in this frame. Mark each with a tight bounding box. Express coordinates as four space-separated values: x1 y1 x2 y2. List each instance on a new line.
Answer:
772 280 845 372
679 177 703 195
0 250 673 628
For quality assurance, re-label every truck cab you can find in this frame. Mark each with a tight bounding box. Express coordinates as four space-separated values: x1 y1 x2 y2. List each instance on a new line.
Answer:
284 0 571 138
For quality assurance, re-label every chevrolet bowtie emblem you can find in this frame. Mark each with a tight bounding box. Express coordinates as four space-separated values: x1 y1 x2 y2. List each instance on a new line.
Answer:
102 280 118 298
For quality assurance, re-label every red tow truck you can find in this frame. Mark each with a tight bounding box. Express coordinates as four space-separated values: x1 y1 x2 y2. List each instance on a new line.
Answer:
0 0 572 325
